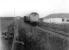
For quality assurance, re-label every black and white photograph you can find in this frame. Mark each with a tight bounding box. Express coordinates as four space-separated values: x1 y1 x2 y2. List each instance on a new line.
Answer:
0 0 69 50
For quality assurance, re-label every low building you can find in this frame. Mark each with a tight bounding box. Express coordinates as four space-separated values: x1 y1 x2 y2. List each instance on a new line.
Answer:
43 13 69 24
43 18 62 24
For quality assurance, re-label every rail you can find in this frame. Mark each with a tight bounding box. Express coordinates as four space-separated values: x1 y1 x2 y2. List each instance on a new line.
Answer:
36 26 69 41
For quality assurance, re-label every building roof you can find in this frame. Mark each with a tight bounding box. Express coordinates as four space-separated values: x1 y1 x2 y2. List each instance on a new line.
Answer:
43 13 69 19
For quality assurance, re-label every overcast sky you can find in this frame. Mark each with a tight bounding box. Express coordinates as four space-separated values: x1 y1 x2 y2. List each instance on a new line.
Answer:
0 0 69 18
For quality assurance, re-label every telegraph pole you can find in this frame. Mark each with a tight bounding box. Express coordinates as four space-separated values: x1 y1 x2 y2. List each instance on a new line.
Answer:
11 13 19 50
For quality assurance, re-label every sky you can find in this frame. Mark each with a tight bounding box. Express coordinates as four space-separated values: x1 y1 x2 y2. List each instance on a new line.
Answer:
0 0 69 18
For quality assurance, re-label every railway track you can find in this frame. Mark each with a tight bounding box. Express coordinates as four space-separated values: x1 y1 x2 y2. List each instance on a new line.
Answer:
36 26 69 41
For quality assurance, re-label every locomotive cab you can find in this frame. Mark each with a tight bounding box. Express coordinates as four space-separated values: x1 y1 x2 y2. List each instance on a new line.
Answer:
24 12 39 26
